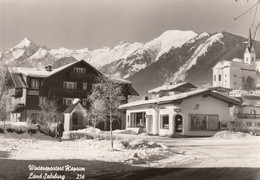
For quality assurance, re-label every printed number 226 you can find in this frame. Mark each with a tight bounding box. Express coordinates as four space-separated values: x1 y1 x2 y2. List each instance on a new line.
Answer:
76 174 85 179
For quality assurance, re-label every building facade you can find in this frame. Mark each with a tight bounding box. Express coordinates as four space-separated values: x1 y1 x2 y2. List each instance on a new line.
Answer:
6 60 138 130
120 84 241 136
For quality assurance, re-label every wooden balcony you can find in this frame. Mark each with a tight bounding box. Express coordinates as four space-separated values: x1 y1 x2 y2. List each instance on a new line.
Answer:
69 72 95 80
236 114 260 119
48 88 88 97
8 103 25 112
9 88 22 97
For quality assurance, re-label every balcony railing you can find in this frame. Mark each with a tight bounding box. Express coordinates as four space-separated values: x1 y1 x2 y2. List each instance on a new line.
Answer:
9 88 22 97
48 88 88 97
69 72 95 80
8 103 25 112
235 114 260 119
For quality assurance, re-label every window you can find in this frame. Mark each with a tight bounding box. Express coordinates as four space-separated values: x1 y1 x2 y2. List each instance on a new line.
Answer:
31 79 39 89
233 74 237 78
234 82 237 86
82 99 87 106
39 97 47 106
219 75 221 81
83 83 88 90
225 74 227 77
246 122 252 127
63 81 77 89
251 110 256 114
74 67 86 74
92 84 103 91
214 75 216 81
161 115 169 129
243 76 245 82
220 122 228 129
129 112 146 127
63 98 74 106
116 87 122 94
252 57 254 62
256 122 260 127
190 114 219 131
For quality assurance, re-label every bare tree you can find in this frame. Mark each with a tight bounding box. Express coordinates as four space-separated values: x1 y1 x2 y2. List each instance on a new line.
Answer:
243 76 256 90
88 98 106 129
90 76 123 149
39 98 58 127
0 64 11 131
235 0 260 40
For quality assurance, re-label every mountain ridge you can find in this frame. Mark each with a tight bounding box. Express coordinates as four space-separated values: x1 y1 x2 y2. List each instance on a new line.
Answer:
1 30 259 100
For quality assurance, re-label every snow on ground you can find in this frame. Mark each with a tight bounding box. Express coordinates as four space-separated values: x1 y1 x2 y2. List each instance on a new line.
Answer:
213 130 251 139
1 130 260 169
0 132 192 168
0 121 38 131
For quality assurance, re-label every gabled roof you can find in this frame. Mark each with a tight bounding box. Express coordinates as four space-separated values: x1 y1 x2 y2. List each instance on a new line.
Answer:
64 102 80 113
119 89 241 109
64 101 88 116
10 74 27 88
148 82 197 94
8 60 81 78
8 60 134 85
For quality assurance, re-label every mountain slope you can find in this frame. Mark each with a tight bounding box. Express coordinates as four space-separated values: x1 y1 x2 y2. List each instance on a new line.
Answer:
1 30 259 102
0 37 41 65
128 32 260 99
100 30 197 78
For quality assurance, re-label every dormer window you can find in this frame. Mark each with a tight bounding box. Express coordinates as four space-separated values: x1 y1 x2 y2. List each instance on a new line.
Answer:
74 67 86 74
31 79 39 89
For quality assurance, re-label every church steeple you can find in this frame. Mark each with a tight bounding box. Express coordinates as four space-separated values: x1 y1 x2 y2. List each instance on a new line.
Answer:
247 28 253 53
244 27 256 65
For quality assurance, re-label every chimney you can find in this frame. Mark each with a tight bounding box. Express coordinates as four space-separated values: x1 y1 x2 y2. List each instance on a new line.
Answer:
145 96 149 100
45 64 52 71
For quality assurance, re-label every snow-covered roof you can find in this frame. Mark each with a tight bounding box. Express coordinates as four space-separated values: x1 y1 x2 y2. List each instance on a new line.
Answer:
119 88 241 109
106 75 132 84
148 82 197 94
9 67 52 78
8 60 134 88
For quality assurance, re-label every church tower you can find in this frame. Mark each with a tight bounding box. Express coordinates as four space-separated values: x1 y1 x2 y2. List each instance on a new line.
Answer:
244 28 256 66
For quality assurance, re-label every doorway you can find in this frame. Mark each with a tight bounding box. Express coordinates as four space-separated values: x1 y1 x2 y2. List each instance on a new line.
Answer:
175 114 183 133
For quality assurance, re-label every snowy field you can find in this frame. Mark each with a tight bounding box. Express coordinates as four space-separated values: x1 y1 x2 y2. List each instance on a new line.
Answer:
0 131 192 168
0 131 260 179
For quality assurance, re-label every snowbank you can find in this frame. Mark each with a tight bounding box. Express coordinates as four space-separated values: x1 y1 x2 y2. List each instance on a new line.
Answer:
113 129 138 135
214 130 251 139
125 139 168 150
0 121 38 132
63 127 103 140
0 121 12 129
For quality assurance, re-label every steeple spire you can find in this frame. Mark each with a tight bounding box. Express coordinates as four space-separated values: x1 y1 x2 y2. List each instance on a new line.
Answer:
247 28 253 52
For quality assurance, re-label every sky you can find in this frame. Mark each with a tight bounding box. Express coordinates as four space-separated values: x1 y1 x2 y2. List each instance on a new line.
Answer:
0 0 259 52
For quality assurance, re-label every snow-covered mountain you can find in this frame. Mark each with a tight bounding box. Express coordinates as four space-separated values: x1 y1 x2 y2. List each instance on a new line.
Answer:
127 32 260 99
101 30 197 78
0 37 41 65
0 30 198 74
1 30 259 100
